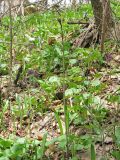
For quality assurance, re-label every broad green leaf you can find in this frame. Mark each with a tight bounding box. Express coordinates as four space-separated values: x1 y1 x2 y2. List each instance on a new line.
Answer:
0 64 7 68
2 149 11 158
69 59 77 65
58 139 66 149
74 144 84 150
0 138 12 149
57 135 66 141
84 80 90 86
16 138 26 144
83 93 90 99
65 88 80 97
25 34 35 41
93 96 101 104
10 143 25 156
46 137 58 147
55 46 62 56
91 79 100 87
111 150 120 160
0 157 9 160
49 76 60 85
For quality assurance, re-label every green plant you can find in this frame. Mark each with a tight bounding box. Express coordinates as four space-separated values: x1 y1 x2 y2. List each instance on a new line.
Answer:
0 135 48 160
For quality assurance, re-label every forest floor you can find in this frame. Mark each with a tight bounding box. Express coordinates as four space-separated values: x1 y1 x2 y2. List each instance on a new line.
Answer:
0 3 120 160
1 44 120 159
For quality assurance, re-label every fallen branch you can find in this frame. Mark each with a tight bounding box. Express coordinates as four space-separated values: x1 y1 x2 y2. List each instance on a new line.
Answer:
67 20 89 25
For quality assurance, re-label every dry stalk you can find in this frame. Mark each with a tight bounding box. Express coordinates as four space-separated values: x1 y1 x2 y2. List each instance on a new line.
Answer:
57 17 69 159
7 0 13 86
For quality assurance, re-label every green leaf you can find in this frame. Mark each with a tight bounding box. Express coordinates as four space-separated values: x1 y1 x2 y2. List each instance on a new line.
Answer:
37 133 47 159
111 150 120 160
49 76 60 85
58 138 66 149
83 93 90 99
0 157 9 160
10 143 25 157
0 138 12 149
0 64 7 68
91 79 100 87
57 135 66 141
91 144 96 160
54 111 63 135
115 127 120 146
70 157 78 160
108 94 120 103
69 59 77 65
115 127 120 139
84 80 90 86
93 96 101 104
16 138 26 144
46 137 58 147
65 88 80 97
55 46 62 56
74 144 84 150
2 149 11 158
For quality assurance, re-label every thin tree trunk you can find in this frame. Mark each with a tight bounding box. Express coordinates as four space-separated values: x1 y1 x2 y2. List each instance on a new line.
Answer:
90 0 114 38
90 0 103 33
102 0 114 34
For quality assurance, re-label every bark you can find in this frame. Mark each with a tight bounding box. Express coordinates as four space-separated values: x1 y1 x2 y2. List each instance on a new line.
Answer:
90 0 103 33
102 0 114 33
90 0 114 38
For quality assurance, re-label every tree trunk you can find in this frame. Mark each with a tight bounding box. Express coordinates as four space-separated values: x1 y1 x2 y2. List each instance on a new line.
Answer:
90 0 114 38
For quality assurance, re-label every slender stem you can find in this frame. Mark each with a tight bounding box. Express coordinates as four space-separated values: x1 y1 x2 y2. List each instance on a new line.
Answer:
58 18 69 159
7 0 13 113
0 77 2 108
9 0 13 85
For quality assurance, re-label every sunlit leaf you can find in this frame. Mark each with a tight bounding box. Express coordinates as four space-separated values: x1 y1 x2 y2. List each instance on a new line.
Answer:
91 79 100 87
49 76 60 85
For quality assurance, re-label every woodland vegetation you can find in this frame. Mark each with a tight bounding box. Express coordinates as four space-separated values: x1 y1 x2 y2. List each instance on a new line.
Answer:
0 0 120 159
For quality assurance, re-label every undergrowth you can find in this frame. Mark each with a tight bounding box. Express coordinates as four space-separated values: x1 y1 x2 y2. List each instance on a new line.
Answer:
0 2 120 160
